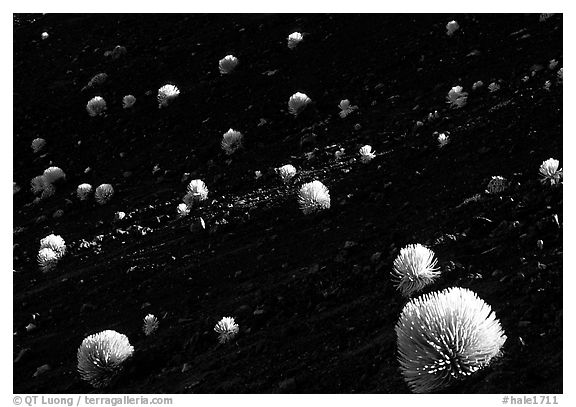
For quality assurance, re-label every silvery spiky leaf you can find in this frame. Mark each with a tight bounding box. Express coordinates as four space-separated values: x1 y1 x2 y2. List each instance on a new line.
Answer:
77 330 134 389
41 32 49 40
219 55 239 74
488 82 500 93
539 13 555 22
472 81 484 90
486 176 508 194
277 164 297 183
37 247 59 273
338 99 358 118
86 73 108 89
437 133 450 148
40 234 66 259
221 129 243 155
391 244 440 297
86 96 107 117
185 179 209 203
288 92 311 116
157 84 180 108
176 203 190 218
31 138 46 153
446 86 467 108
446 20 459 36
539 158 563 186
143 314 159 336
298 180 331 215
122 95 136 109
287 32 303 49
31 175 49 195
214 317 239 344
94 184 114 205
543 81 552 91
43 166 66 184
396 287 506 393
76 183 93 201
334 148 345 160
359 145 376 163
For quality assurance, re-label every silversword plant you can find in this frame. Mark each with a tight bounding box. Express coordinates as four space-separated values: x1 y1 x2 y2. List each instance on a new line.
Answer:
176 203 190 218
76 183 93 201
488 82 500 93
94 184 114 205
214 317 239 343
184 179 209 206
338 99 358 118
143 314 159 336
288 92 311 116
446 20 459 36
221 129 243 155
86 96 107 117
31 138 46 153
391 243 440 297
157 84 180 108
287 32 304 49
359 145 376 163
472 81 484 90
40 234 66 259
277 164 297 183
486 176 508 194
86 73 108 89
219 55 239 74
122 95 136 109
43 166 66 184
437 133 450 148
446 86 467 108
77 330 134 388
539 158 562 186
395 287 506 393
37 247 59 273
298 180 331 215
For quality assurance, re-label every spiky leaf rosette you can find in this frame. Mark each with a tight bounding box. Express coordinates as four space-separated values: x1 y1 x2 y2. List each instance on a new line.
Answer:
287 32 303 49
86 96 107 117
277 164 297 183
37 247 59 272
214 317 239 344
218 55 239 74
359 145 375 163
392 244 440 297
539 158 563 186
39 234 66 259
77 330 134 389
298 180 330 215
76 183 93 201
143 314 159 336
396 287 506 393
288 92 311 116
157 84 180 108
31 138 46 153
94 184 114 205
43 166 66 184
122 95 136 109
221 129 243 155
486 176 508 195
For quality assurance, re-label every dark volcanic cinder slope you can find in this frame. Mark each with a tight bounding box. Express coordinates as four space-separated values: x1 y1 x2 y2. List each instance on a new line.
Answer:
13 13 562 393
